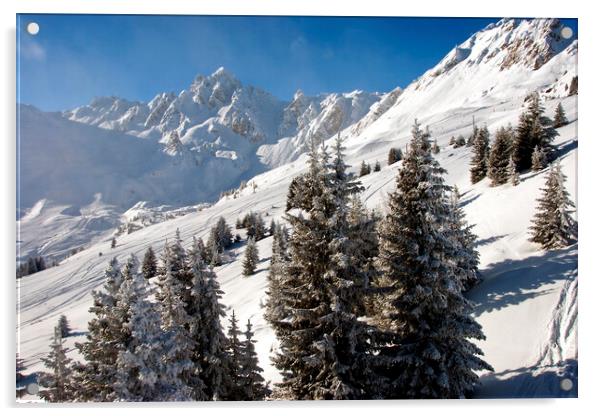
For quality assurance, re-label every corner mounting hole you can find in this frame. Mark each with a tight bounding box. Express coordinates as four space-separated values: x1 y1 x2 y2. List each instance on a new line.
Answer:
560 26 573 40
27 22 40 35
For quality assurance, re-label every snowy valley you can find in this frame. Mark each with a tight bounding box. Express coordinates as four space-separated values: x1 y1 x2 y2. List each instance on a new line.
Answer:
17 17 577 400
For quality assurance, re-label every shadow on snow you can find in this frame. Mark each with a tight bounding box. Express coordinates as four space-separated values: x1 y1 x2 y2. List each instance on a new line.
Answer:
468 245 577 318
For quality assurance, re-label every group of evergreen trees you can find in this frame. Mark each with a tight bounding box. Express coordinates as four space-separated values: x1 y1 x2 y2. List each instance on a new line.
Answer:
237 212 268 241
265 123 491 399
37 233 269 402
16 255 48 278
449 135 467 148
470 94 565 186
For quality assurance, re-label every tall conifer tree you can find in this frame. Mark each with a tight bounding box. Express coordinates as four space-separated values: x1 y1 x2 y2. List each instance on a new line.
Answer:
529 164 577 249
375 120 492 398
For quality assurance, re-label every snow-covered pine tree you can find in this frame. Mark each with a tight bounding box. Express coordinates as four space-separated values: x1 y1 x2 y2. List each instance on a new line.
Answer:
470 126 490 184
530 117 553 164
529 164 577 249
269 219 277 235
374 160 381 172
114 257 192 401
141 246 157 280
553 102 568 128
375 119 492 399
157 252 196 399
467 119 478 146
213 217 233 251
271 135 380 400
242 237 259 276
487 126 514 186
329 135 373 316
347 194 380 316
206 233 222 266
513 110 533 172
58 314 71 338
513 92 557 171
264 223 289 326
449 136 456 146
38 326 74 402
432 138 440 154
239 319 270 400
111 237 116 249
387 147 402 165
359 160 371 176
155 230 192 304
507 157 520 186
531 145 547 171
72 258 125 401
225 310 244 400
447 188 481 291
285 173 309 211
188 241 231 400
245 213 266 241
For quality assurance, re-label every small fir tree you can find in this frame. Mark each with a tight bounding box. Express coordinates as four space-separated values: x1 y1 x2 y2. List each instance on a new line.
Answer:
387 147 403 165
374 160 381 172
239 319 270 400
454 135 466 148
470 126 490 183
57 314 71 338
487 126 513 186
269 219 277 235
111 237 116 249
507 157 520 186
242 237 259 276
531 145 547 171
38 326 73 402
553 102 568 128
359 160 371 176
529 164 577 249
264 223 290 334
225 310 244 400
141 246 157 279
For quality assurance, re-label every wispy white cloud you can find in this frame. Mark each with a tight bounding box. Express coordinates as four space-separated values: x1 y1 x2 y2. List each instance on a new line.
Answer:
290 36 308 56
20 38 46 61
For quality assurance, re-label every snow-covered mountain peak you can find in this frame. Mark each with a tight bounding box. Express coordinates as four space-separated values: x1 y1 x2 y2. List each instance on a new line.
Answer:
424 18 574 84
190 66 243 109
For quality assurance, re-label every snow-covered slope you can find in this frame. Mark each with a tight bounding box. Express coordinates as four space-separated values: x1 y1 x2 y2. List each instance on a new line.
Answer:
17 93 578 399
17 18 578 399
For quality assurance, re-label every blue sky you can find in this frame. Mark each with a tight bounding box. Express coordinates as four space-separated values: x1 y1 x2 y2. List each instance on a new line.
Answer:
17 15 577 111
